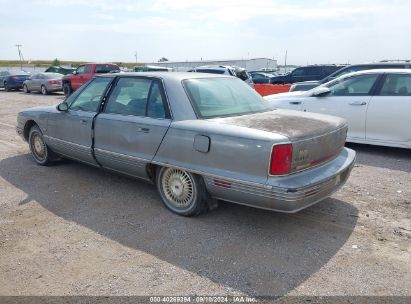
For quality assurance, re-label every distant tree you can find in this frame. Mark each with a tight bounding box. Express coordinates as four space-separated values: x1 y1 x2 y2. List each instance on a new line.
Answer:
52 58 60 66
158 57 169 62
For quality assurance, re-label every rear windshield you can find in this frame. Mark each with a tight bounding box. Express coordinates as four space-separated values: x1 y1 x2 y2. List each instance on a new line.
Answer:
95 64 120 73
44 73 63 79
9 70 29 76
183 78 270 118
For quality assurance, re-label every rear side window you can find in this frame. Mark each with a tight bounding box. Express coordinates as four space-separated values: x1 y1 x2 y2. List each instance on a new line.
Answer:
105 78 167 118
380 74 411 96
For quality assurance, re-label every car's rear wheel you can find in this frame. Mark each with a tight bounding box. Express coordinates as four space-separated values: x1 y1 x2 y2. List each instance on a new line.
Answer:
41 85 48 95
156 167 208 216
28 125 53 165
63 83 72 96
23 84 30 93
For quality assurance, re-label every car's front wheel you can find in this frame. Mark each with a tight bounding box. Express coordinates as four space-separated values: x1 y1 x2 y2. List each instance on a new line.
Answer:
63 83 72 96
41 85 48 95
4 81 10 92
156 167 208 216
28 125 54 165
23 84 30 93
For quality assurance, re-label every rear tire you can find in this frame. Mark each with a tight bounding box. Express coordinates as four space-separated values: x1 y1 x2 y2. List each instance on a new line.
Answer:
4 81 10 92
156 167 208 216
41 85 48 95
28 125 54 166
23 84 30 93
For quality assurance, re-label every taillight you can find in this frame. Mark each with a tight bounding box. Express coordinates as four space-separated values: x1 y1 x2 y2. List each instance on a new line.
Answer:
270 144 293 175
48 80 60 84
10 76 17 80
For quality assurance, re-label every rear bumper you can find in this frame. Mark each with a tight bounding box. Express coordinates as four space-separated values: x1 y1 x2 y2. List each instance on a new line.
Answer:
204 147 356 213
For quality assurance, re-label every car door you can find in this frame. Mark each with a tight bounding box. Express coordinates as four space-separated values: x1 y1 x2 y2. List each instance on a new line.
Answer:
366 73 411 146
32 74 42 91
0 71 9 88
302 73 380 140
45 77 113 165
94 77 171 179
71 65 85 90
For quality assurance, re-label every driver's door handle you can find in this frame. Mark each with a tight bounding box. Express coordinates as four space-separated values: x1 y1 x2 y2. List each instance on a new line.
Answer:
349 101 367 106
289 101 301 105
80 119 88 125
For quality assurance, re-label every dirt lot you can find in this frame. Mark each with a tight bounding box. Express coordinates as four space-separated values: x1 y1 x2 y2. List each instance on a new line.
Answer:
0 90 410 298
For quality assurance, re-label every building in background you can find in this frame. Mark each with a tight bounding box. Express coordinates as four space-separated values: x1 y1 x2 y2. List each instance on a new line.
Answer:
144 58 277 72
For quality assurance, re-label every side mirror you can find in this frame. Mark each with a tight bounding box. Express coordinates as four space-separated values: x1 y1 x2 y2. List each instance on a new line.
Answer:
72 70 78 75
57 102 69 111
311 87 331 97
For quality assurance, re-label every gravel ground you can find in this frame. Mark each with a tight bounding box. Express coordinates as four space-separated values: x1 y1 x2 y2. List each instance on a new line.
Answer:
0 90 410 298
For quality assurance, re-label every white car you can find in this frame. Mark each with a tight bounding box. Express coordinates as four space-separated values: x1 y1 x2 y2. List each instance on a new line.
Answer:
265 69 411 149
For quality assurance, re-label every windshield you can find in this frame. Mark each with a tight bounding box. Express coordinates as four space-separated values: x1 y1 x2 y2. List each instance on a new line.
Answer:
183 78 271 118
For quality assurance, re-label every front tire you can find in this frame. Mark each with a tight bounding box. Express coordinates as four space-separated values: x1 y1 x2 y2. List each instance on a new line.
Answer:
41 85 48 95
28 125 53 165
63 82 72 96
4 81 10 92
156 167 208 216
23 84 30 93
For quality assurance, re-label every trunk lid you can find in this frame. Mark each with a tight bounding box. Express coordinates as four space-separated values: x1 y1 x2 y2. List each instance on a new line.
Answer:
211 109 348 173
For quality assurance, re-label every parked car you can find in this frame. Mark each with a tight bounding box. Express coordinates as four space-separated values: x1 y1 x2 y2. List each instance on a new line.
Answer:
17 72 355 216
249 72 277 84
62 63 120 96
289 61 411 91
23 72 63 95
0 70 30 91
269 65 345 85
44 66 76 75
265 69 411 149
188 65 254 87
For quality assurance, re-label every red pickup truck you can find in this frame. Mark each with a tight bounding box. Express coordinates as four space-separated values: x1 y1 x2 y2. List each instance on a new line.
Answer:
62 63 120 96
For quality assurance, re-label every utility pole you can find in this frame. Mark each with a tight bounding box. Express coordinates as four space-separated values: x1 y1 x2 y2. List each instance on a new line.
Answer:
284 50 288 74
134 51 138 63
16 44 24 70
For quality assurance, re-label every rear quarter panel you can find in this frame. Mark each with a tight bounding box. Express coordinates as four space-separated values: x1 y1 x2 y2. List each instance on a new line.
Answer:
153 120 288 184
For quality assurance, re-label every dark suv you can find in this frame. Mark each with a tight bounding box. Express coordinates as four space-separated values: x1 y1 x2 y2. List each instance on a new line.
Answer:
269 65 344 84
290 61 411 91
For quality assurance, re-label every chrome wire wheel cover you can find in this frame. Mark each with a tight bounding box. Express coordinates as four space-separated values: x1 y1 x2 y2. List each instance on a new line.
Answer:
30 133 46 161
162 168 194 208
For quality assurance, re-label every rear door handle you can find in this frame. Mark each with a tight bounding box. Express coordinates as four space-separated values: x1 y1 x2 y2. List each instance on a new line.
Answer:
349 101 367 106
289 101 301 105
80 119 88 125
136 127 150 133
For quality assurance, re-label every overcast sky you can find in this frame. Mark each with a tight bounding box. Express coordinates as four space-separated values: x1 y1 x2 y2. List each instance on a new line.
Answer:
1 0 410 65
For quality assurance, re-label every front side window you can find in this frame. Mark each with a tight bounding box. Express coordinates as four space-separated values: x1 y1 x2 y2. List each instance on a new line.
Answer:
183 77 270 118
84 65 92 74
76 65 85 74
326 74 378 96
291 68 305 77
380 74 411 96
69 77 112 112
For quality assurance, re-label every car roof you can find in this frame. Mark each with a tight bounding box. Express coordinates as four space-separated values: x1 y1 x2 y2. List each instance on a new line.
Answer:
97 72 232 81
343 68 411 76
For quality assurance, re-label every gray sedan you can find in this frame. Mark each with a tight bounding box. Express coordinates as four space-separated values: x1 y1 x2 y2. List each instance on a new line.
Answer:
16 73 355 216
23 72 63 95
